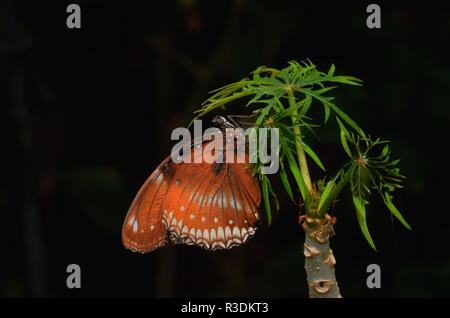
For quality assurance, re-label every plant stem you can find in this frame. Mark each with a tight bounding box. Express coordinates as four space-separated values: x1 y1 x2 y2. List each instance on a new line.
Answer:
288 90 313 195
302 214 341 298
288 90 341 298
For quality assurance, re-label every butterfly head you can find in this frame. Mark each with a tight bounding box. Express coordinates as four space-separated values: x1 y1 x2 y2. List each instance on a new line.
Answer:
211 116 236 129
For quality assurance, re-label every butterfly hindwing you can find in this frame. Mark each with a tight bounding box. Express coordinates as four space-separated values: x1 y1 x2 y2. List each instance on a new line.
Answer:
162 137 261 250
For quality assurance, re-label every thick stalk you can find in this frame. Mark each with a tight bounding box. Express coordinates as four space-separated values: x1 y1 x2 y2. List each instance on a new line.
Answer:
302 214 341 298
288 90 341 298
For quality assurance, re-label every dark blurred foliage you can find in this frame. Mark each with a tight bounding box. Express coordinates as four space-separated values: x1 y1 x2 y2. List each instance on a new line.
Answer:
1 0 450 298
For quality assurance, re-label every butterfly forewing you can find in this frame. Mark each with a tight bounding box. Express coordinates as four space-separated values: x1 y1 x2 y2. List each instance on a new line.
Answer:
122 159 176 252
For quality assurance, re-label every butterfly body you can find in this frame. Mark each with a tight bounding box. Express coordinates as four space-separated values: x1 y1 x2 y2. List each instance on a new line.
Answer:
122 116 261 253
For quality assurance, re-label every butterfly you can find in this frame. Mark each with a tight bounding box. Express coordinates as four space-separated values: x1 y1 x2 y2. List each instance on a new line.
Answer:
122 116 261 253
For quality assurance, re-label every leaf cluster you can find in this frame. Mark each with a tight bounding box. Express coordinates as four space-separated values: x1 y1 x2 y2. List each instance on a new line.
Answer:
189 60 410 250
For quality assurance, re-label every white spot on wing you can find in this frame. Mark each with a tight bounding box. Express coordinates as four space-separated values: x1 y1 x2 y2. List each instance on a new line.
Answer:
133 221 139 233
218 227 224 240
233 226 240 238
128 216 135 226
156 173 164 185
218 195 223 208
190 214 195 219
229 195 236 210
210 229 216 241
225 226 232 240
229 219 233 225
189 228 196 237
180 206 185 211
223 195 227 208
214 217 218 223
235 199 243 211
203 229 209 241
150 225 155 231
201 216 205 222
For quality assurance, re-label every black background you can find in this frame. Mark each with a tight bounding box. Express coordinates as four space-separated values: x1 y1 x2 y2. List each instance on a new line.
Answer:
1 0 449 298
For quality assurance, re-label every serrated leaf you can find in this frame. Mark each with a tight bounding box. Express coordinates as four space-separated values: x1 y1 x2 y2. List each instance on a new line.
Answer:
300 88 365 137
352 195 377 251
327 76 363 86
383 193 412 230
336 117 353 159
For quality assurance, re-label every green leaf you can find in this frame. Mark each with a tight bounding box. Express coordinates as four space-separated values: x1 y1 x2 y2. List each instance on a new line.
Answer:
318 163 355 215
383 193 412 230
279 159 294 201
381 144 390 157
246 92 266 107
297 139 326 171
261 176 271 226
317 176 337 212
327 76 363 86
352 195 377 251
299 95 312 116
275 102 304 120
283 139 310 207
255 105 272 126
328 64 336 77
266 177 280 212
336 117 353 159
300 88 365 137
314 86 337 95
351 163 377 251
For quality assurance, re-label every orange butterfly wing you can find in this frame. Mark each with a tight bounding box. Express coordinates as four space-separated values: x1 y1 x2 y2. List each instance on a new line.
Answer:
162 159 260 250
122 158 175 253
122 122 261 252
